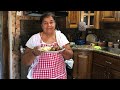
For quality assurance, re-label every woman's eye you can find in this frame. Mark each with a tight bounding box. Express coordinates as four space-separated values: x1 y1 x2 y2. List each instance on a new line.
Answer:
43 22 47 25
50 22 54 24
43 21 54 25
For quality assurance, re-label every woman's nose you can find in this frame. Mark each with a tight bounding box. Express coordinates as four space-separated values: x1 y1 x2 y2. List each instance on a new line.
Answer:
48 23 51 26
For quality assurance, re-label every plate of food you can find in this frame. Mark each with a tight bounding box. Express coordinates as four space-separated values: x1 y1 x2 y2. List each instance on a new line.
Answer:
46 48 65 53
38 46 65 53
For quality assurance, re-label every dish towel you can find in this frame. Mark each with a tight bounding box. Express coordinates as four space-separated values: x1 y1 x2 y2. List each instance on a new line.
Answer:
65 59 74 69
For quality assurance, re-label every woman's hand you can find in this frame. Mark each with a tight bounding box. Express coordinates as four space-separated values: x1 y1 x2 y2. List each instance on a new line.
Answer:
60 44 73 60
32 46 43 56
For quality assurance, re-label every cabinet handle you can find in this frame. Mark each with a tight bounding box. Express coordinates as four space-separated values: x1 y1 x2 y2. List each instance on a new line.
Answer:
108 72 111 79
104 71 107 78
105 61 112 64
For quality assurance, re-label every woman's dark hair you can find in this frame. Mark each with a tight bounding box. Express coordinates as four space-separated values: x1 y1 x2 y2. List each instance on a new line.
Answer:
40 12 56 24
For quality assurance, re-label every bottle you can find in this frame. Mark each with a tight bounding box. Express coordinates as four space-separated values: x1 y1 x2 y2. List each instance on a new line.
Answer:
116 39 120 48
20 45 24 54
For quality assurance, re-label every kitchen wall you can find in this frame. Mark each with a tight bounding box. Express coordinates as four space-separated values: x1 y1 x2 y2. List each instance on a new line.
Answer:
99 22 120 43
99 29 120 43
11 11 40 79
65 25 120 45
62 28 100 43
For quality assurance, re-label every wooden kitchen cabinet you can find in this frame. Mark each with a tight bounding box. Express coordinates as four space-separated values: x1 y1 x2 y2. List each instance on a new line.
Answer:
67 11 100 29
91 52 120 79
72 50 93 79
67 11 79 28
100 11 120 22
80 11 100 29
100 11 116 22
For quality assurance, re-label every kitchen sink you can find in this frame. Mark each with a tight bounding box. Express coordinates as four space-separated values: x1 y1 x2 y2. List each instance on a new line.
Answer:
102 47 120 54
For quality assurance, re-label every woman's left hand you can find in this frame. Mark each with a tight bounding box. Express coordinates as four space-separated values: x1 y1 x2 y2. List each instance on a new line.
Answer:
59 44 73 60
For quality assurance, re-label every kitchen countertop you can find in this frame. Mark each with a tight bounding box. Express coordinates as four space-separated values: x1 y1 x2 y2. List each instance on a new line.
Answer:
72 45 120 59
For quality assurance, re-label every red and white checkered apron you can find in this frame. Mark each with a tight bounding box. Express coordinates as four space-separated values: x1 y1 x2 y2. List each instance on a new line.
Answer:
32 42 67 79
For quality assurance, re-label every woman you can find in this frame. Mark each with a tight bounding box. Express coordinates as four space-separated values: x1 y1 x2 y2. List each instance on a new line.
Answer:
22 12 73 79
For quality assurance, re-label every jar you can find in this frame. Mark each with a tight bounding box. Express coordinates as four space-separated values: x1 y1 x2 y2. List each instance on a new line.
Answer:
108 42 113 48
114 44 119 48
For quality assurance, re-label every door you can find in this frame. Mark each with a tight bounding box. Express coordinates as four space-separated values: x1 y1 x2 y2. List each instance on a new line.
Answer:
20 20 42 79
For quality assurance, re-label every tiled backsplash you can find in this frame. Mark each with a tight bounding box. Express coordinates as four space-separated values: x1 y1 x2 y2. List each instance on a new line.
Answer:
99 29 120 43
64 27 120 44
99 22 120 43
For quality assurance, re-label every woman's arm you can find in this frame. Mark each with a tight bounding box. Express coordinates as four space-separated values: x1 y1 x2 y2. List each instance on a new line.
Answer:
61 43 73 60
22 46 42 66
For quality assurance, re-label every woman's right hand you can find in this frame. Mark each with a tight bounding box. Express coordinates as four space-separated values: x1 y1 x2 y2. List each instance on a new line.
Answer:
32 46 43 56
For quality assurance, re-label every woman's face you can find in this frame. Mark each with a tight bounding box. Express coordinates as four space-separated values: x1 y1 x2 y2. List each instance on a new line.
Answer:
41 16 56 34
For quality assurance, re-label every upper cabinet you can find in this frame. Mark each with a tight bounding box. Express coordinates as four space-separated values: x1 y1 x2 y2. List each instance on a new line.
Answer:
100 11 116 22
67 11 79 28
67 11 100 29
99 11 120 22
80 11 100 29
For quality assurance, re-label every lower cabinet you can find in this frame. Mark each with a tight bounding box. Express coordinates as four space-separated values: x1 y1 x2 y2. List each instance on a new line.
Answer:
72 50 93 79
91 52 120 79
73 49 120 79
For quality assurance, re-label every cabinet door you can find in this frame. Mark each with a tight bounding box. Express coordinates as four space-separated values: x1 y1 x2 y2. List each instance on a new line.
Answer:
77 55 89 79
109 69 120 79
67 11 79 28
77 51 92 79
72 50 92 79
80 11 100 29
91 63 107 79
67 11 100 29
92 52 120 79
114 11 120 21
72 50 78 79
100 11 116 22
81 11 95 28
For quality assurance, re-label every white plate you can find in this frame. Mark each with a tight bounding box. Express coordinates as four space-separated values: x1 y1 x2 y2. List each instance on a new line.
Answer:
86 34 97 43
43 48 65 53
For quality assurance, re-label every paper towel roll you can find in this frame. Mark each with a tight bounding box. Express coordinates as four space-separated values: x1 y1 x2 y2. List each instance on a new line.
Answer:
78 21 87 31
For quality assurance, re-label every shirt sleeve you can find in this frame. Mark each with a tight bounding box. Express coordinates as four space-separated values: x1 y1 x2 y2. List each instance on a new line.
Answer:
59 32 69 47
25 34 40 49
